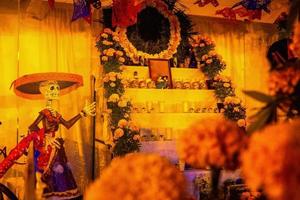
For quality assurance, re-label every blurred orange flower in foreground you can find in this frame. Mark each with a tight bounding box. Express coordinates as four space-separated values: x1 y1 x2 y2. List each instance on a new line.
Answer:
177 116 247 170
290 23 300 57
241 119 300 200
85 153 187 200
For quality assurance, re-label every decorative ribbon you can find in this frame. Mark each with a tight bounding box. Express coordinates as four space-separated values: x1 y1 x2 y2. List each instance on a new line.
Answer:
216 0 272 20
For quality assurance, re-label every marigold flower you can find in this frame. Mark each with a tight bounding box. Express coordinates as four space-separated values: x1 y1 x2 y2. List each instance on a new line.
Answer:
116 50 124 56
177 116 247 170
108 94 119 102
101 56 108 62
237 119 246 127
118 119 128 128
102 76 109 83
118 57 125 63
110 82 116 87
128 121 139 132
133 135 140 141
114 128 124 139
206 59 213 64
113 36 120 42
103 28 112 34
223 83 231 88
109 76 116 82
241 119 300 200
101 33 108 38
85 153 187 200
118 100 127 108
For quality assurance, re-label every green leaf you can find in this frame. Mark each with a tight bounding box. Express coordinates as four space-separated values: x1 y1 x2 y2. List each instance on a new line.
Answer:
243 90 274 103
247 102 277 134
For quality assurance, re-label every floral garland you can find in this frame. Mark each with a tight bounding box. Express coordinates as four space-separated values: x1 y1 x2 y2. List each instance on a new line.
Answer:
96 28 141 156
116 0 181 64
190 34 246 128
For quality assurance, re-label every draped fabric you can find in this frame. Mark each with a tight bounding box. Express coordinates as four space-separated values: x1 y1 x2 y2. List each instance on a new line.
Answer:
190 16 278 117
0 1 96 196
112 0 142 27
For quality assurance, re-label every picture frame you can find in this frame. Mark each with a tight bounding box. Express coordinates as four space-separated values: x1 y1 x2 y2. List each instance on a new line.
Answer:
148 59 173 89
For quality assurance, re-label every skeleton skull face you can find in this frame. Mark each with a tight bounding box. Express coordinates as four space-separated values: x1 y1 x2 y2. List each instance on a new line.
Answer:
39 81 60 100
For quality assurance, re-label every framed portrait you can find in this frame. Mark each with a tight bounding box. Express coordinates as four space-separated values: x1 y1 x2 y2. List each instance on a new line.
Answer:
148 59 173 89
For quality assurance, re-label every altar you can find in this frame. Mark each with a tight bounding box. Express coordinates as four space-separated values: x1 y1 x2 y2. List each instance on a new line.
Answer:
0 0 299 199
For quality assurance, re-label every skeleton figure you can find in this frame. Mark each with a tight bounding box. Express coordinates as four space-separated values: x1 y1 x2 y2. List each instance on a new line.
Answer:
0 80 96 199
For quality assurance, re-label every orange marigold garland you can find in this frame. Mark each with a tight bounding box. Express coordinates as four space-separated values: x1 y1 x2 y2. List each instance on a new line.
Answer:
96 28 141 156
85 153 188 200
241 119 300 200
116 0 181 63
190 34 246 127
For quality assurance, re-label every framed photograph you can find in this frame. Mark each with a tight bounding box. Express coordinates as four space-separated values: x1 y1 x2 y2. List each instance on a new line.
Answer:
148 59 173 89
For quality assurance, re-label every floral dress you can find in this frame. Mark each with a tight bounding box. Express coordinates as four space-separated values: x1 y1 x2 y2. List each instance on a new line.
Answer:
0 108 82 199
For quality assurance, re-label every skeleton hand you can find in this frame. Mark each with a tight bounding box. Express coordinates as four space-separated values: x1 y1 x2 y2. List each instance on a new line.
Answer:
82 102 96 117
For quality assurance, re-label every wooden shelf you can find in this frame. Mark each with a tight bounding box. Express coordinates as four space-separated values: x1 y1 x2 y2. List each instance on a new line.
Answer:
131 113 220 129
122 66 205 80
125 88 216 103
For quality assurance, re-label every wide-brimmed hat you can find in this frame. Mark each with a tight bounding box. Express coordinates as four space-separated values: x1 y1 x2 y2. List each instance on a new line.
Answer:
12 72 83 100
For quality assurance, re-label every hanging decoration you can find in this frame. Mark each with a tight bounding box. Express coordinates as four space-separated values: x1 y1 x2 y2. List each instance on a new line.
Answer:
116 0 181 63
71 0 102 23
72 0 91 23
112 0 143 28
216 0 272 21
194 0 219 7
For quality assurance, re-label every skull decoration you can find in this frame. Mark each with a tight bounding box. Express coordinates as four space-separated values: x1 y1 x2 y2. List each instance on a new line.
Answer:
39 81 60 100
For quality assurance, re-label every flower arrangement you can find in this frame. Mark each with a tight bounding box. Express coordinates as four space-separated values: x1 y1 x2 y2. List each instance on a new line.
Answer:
97 28 129 68
116 0 181 63
103 72 125 96
85 153 188 200
191 35 215 60
177 116 247 199
199 50 226 79
213 75 235 101
177 116 247 170
222 96 246 127
190 34 246 127
112 120 141 156
97 28 140 156
241 119 300 200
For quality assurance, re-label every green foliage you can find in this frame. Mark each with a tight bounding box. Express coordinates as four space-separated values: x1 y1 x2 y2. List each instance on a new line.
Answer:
103 59 122 74
200 56 226 79
243 90 274 103
113 128 141 157
175 10 195 63
214 81 235 101
223 103 246 122
247 102 278 134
